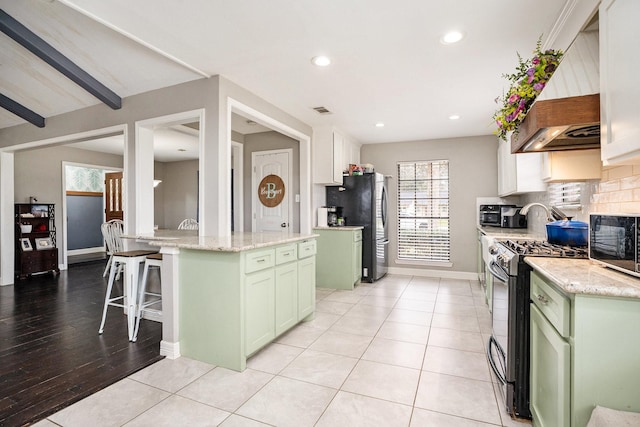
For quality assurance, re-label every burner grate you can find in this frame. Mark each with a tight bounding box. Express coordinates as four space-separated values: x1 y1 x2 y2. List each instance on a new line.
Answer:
502 239 588 258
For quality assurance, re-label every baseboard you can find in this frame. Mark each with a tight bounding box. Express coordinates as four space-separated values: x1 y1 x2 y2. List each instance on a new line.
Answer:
160 341 181 359
387 266 478 281
67 247 105 256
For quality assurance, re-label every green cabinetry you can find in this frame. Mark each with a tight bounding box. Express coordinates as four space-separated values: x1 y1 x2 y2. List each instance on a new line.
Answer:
180 238 316 371
314 227 362 289
530 270 640 427
246 269 276 355
297 241 316 318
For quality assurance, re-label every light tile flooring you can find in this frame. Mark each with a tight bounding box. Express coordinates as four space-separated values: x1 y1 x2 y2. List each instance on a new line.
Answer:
34 275 532 427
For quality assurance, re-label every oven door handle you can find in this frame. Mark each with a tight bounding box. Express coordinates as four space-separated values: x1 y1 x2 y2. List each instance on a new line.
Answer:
487 260 509 283
487 335 507 385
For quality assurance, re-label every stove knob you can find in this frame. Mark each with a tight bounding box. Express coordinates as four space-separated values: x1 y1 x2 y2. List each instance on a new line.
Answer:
488 245 499 255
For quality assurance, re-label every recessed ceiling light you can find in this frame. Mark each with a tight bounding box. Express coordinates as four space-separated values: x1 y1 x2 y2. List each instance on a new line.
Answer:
441 31 464 45
311 56 331 66
375 122 385 127
448 114 460 120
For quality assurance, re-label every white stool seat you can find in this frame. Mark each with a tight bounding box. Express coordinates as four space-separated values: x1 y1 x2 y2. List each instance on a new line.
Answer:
132 253 163 342
99 249 156 341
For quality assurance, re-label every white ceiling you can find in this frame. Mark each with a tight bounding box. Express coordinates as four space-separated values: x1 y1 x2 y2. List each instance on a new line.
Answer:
1 0 571 145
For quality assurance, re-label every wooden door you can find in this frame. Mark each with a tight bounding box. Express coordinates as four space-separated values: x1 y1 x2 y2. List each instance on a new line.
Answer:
104 172 123 221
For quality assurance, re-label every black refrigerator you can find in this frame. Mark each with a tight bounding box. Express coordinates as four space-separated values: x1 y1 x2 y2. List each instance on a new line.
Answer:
326 172 389 282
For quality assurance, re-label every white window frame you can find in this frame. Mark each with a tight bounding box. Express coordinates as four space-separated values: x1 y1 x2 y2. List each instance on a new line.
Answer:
396 160 451 265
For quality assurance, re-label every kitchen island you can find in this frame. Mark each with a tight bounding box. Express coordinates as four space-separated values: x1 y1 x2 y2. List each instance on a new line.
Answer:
131 231 318 372
525 257 640 427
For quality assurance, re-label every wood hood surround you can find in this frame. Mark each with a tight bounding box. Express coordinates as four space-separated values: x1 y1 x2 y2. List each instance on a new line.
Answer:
510 93 600 153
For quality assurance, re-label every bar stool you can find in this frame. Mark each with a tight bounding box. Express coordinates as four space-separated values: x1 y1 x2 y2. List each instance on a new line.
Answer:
132 253 163 342
99 249 157 341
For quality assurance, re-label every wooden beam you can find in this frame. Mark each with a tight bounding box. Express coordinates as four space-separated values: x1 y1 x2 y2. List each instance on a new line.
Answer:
0 9 122 109
0 93 45 127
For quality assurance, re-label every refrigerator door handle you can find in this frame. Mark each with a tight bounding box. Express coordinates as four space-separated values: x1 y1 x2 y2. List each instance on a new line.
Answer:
381 186 387 228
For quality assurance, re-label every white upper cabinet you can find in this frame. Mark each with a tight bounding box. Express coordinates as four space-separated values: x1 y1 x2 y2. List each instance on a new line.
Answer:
600 0 640 165
541 149 602 182
312 126 361 184
498 137 546 196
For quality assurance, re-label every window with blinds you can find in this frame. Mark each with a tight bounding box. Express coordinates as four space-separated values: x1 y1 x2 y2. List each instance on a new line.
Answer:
548 182 583 209
397 160 450 262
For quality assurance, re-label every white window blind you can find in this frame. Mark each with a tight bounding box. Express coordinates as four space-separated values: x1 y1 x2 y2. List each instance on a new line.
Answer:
397 160 450 262
548 182 583 209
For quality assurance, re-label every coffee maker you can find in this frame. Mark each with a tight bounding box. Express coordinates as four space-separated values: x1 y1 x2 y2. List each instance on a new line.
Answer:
326 206 343 226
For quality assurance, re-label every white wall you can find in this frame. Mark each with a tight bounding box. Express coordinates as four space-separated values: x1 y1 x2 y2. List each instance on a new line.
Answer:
361 135 499 274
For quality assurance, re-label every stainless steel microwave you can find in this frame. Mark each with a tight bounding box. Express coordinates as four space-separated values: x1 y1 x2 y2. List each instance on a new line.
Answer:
589 214 640 277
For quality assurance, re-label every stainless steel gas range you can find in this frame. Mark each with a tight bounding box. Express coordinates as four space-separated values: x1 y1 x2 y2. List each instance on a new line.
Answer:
486 239 588 420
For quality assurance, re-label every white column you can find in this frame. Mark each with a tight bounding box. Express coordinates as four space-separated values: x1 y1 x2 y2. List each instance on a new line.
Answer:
159 246 181 359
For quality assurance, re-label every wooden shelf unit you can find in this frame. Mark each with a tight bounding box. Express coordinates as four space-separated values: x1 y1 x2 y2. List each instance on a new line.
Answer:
15 203 59 279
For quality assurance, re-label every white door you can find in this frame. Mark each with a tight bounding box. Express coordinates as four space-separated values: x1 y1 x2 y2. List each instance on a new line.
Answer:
252 150 291 232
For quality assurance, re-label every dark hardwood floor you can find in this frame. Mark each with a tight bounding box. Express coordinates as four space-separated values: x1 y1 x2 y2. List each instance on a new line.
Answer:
0 261 163 427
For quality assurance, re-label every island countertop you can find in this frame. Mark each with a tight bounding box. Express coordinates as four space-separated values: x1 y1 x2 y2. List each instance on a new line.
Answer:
312 226 364 231
126 230 318 252
525 257 640 299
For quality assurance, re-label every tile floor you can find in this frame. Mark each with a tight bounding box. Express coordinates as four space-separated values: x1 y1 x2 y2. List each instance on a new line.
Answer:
34 275 532 427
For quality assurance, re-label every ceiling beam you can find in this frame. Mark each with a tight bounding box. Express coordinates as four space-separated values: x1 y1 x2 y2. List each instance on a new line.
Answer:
0 93 45 128
0 9 122 110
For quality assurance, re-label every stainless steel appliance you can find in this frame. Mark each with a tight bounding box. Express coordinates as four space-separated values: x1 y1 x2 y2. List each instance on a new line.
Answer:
500 206 527 229
590 213 640 277
326 206 343 227
480 204 513 227
326 173 388 282
486 239 588 419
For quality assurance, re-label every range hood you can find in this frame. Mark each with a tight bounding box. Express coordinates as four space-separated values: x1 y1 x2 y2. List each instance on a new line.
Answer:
510 93 600 153
510 29 601 153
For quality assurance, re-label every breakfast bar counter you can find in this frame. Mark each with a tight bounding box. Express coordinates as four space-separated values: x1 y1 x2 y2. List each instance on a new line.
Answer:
141 231 318 371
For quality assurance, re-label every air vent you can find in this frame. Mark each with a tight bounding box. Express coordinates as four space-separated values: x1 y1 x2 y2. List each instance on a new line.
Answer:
312 106 332 115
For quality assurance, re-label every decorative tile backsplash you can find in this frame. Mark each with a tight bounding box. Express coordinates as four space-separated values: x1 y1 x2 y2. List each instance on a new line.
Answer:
65 165 104 192
523 164 640 234
589 164 640 213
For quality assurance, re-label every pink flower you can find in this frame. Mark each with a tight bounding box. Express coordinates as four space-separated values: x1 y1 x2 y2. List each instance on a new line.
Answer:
508 93 520 104
532 57 540 65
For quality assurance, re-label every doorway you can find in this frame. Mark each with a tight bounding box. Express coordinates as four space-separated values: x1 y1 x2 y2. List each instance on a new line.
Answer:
252 149 292 232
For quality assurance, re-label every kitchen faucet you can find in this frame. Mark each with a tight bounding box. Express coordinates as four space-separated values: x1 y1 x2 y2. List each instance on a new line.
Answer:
520 203 555 222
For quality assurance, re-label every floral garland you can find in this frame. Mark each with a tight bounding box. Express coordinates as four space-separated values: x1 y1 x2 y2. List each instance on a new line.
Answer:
493 37 563 141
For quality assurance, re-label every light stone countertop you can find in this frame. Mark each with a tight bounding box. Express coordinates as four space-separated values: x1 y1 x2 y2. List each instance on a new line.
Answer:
313 226 364 231
478 226 545 240
525 257 640 299
124 230 318 252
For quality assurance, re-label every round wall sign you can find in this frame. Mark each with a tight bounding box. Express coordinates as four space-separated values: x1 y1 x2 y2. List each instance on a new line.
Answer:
258 174 285 207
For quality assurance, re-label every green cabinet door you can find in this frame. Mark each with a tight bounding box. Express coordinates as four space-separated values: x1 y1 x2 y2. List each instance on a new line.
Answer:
275 262 298 335
245 269 275 355
530 304 570 427
353 239 362 284
298 256 315 319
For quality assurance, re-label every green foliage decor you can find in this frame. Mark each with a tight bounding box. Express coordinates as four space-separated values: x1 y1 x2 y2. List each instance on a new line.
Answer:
493 38 563 141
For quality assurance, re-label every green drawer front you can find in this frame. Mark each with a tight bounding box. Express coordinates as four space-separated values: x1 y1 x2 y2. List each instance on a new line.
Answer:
298 240 316 259
276 244 297 265
530 271 571 337
354 229 362 242
245 248 275 274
